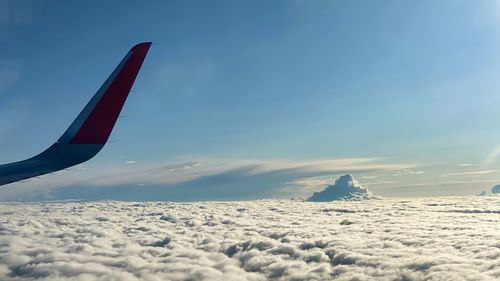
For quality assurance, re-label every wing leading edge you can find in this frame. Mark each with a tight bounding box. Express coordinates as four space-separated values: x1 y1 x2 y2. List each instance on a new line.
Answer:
0 42 151 187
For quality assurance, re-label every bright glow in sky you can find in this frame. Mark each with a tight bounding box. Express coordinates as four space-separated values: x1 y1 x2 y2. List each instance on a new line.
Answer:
1 0 500 200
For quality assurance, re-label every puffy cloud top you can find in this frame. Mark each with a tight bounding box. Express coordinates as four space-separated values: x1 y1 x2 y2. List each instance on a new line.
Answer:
307 174 377 202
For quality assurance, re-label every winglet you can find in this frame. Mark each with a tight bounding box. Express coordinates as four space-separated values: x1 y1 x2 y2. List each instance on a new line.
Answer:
58 42 151 145
0 43 152 187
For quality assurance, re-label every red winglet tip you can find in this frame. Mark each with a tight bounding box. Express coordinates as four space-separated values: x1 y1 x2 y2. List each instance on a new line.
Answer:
68 43 152 145
131 42 152 53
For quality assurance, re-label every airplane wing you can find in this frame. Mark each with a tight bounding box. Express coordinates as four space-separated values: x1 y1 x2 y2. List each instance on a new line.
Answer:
0 42 151 187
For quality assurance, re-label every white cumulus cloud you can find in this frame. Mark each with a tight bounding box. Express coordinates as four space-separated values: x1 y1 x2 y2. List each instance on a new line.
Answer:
307 174 377 201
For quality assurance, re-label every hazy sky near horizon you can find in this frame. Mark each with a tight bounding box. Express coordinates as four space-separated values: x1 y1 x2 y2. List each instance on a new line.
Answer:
2 0 500 200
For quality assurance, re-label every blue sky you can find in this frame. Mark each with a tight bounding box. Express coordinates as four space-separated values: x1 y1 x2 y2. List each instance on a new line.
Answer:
2 0 500 200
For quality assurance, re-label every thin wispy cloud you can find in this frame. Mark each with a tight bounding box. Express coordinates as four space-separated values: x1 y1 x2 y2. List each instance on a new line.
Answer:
384 179 500 189
287 175 333 194
457 163 476 167
442 170 498 177
0 157 414 201
362 180 398 186
392 169 424 176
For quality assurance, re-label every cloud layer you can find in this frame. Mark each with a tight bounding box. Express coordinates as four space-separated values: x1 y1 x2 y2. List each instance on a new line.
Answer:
0 196 499 280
